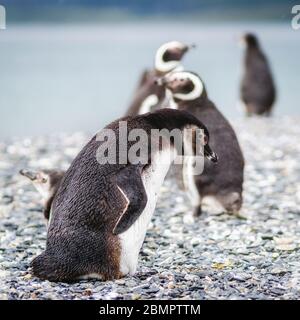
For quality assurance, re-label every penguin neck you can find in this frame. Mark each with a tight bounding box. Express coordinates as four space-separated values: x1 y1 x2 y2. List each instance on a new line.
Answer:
175 94 209 111
165 89 179 110
246 44 261 55
175 98 198 110
173 87 208 107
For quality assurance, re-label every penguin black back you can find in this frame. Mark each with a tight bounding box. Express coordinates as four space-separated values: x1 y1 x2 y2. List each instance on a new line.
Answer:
240 33 276 116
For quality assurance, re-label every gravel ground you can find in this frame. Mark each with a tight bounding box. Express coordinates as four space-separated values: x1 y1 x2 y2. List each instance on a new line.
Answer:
0 117 300 300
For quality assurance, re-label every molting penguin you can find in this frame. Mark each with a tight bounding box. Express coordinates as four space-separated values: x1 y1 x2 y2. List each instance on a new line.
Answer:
240 33 276 116
125 41 194 116
30 109 217 282
156 71 244 215
20 169 65 221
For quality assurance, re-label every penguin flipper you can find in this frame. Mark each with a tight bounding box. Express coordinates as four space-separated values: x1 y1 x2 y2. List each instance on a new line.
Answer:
113 165 148 235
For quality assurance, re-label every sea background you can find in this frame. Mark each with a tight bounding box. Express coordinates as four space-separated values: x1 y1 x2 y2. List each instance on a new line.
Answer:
0 1 299 138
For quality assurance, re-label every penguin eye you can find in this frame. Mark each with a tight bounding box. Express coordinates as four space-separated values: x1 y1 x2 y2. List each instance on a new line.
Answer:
182 81 194 92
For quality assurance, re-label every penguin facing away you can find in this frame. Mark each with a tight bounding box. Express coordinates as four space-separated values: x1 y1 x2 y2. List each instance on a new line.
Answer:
20 169 65 221
31 109 217 282
156 71 245 216
240 33 276 116
125 41 194 116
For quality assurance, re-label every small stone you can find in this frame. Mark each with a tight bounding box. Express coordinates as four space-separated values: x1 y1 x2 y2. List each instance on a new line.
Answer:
184 274 199 282
157 257 173 266
183 213 195 225
270 268 288 275
229 273 251 282
167 282 176 289
23 274 32 280
261 234 274 240
190 238 201 247
131 293 141 300
83 289 92 296
212 261 233 270
276 244 296 251
30 293 38 299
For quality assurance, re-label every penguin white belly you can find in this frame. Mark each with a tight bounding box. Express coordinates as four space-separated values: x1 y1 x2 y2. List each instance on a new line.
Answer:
164 89 178 110
119 148 176 276
182 156 201 207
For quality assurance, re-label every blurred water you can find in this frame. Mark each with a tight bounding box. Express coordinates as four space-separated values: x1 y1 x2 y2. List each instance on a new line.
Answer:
0 22 299 138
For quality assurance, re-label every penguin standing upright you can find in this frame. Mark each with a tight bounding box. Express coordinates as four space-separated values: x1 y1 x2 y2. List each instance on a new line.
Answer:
240 33 276 116
156 71 244 215
30 109 217 282
126 41 193 116
20 169 65 221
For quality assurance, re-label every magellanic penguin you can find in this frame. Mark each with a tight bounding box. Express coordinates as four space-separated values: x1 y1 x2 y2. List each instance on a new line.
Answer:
125 41 194 116
240 33 276 116
20 169 65 221
30 109 217 282
156 71 244 216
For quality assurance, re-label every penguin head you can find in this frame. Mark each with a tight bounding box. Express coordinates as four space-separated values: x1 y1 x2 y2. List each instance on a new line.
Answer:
195 127 218 163
20 169 61 199
146 109 218 163
186 123 218 163
241 33 259 48
182 123 218 163
155 71 205 102
216 191 243 214
155 41 195 73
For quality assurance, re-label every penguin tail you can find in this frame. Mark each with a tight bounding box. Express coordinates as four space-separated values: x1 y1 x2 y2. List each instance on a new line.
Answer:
31 251 75 283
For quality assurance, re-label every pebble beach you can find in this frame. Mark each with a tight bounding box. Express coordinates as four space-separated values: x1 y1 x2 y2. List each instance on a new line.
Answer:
0 116 300 300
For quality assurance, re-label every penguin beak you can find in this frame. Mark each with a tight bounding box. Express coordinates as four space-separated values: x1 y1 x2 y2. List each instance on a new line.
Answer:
20 169 39 181
188 43 197 50
177 44 195 58
204 144 218 163
181 43 196 53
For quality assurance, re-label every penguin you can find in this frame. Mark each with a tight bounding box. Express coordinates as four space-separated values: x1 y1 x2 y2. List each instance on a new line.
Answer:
156 71 244 216
240 33 276 116
30 109 218 282
125 41 194 116
20 169 65 221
